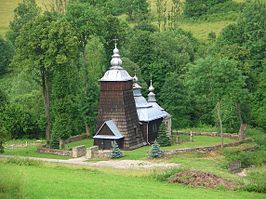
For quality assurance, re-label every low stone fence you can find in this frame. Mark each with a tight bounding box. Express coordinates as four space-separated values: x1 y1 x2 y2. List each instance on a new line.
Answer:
164 138 252 156
86 146 111 159
38 147 72 157
175 131 239 139
72 145 86 158
39 145 87 158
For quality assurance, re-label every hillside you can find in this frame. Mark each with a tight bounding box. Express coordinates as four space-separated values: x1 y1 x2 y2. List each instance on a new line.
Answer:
0 0 241 41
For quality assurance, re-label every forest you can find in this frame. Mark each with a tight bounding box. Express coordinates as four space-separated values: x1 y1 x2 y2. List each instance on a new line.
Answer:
0 0 265 149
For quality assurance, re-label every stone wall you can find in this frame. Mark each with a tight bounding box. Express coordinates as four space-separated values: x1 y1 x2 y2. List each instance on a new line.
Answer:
72 145 86 158
86 146 111 159
175 131 239 139
38 147 71 156
164 138 252 156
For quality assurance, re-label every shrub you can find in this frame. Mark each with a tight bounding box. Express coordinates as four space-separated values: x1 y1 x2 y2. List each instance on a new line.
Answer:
243 169 266 193
151 168 185 182
5 158 42 167
184 0 230 18
50 134 60 149
246 128 266 149
157 123 171 147
111 141 123 159
148 140 163 158
224 149 266 168
208 31 216 41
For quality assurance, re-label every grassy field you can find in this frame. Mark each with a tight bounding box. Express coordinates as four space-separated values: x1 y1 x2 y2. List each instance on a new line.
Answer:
65 138 93 149
0 0 236 41
0 160 265 199
3 136 234 160
120 136 233 160
0 0 46 37
3 145 70 159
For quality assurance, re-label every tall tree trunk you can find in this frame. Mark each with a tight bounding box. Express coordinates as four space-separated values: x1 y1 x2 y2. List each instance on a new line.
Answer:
85 123 90 137
216 101 224 148
42 69 51 142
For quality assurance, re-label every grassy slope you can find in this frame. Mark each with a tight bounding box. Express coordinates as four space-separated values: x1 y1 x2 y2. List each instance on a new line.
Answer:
0 0 45 37
0 162 265 199
0 0 236 41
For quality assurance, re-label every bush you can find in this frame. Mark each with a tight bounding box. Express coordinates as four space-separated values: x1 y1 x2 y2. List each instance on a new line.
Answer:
246 128 266 149
157 123 171 147
224 149 266 168
5 158 42 167
208 31 216 41
50 134 60 149
243 168 266 193
184 0 230 18
148 140 163 158
151 168 185 182
111 141 123 159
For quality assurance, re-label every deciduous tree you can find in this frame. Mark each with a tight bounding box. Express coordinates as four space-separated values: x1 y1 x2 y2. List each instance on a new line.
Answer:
13 13 79 141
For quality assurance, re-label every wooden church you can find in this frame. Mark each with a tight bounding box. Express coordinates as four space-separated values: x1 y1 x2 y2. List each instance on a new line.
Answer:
93 45 171 150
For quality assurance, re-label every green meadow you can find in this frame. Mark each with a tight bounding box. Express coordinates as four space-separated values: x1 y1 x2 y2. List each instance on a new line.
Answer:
0 160 265 199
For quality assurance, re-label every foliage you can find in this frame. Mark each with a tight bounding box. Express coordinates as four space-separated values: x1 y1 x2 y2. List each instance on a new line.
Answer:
160 72 192 128
246 128 266 149
66 1 105 50
243 166 266 193
120 0 149 21
0 90 9 153
5 157 42 167
157 123 171 147
252 68 266 130
79 37 103 136
103 15 129 59
218 0 266 85
129 29 196 91
13 12 80 141
51 63 82 143
7 0 40 45
184 0 230 18
148 140 163 158
111 141 123 159
223 149 266 169
1 103 37 139
0 36 14 75
185 56 246 133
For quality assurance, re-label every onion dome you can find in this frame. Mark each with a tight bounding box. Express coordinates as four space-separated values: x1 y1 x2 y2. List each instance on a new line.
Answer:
100 44 132 82
147 80 156 102
148 80 155 92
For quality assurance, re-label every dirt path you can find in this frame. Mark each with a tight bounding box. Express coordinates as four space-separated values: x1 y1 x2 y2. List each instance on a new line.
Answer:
0 154 180 170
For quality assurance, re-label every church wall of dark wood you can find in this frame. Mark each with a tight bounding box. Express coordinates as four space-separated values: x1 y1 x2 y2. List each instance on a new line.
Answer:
96 80 144 149
94 139 124 150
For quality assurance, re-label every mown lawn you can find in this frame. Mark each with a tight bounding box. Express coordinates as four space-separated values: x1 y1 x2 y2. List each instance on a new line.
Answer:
0 161 265 199
3 146 69 160
65 138 93 149
121 136 234 160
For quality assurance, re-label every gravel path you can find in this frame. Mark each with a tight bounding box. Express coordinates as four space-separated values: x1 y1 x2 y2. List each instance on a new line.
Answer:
0 155 180 170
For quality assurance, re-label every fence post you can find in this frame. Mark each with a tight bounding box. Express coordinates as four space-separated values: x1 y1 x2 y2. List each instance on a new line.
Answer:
190 131 193 142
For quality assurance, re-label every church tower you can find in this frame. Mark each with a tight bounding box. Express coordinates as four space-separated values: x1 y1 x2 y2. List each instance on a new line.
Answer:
94 44 144 150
